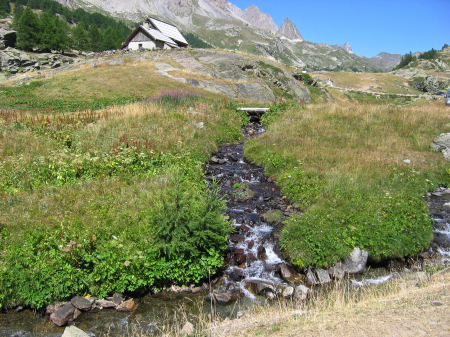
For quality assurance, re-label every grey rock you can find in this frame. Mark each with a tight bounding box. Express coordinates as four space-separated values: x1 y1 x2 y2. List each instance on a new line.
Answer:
413 75 441 93
294 284 310 301
180 321 194 336
208 292 238 304
328 263 345 280
116 298 135 312
256 282 274 294
279 263 292 282
50 303 76 326
94 299 117 308
266 291 276 300
191 287 201 293
305 268 318 285
46 302 69 314
0 30 16 49
342 247 369 274
112 293 123 305
431 301 443 306
316 269 331 284
62 325 90 337
70 296 92 311
282 286 294 298
432 133 450 160
277 18 304 41
73 308 81 320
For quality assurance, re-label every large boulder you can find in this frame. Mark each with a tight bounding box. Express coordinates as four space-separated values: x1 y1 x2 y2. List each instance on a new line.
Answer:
342 247 369 274
316 269 331 284
431 133 450 160
413 75 440 93
49 303 76 326
61 325 90 337
294 284 310 300
0 30 16 49
70 296 92 311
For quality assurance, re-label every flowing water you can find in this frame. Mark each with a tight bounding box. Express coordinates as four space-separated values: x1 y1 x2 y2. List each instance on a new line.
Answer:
2 123 450 336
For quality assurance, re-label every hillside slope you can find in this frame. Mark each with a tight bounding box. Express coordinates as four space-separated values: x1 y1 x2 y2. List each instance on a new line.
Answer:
54 0 399 72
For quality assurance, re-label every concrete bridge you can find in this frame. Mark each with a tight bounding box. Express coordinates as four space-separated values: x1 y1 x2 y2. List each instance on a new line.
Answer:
236 107 270 120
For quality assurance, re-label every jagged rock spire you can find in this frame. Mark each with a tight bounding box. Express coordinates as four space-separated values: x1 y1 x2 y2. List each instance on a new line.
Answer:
278 18 304 41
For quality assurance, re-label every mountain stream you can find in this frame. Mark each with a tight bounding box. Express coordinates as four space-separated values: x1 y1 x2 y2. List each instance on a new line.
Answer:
1 122 450 336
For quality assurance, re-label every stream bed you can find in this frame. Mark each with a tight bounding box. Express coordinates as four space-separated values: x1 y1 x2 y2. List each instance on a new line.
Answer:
1 123 450 336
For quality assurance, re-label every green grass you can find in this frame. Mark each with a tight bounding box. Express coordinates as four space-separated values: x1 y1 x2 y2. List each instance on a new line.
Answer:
0 94 244 310
0 60 224 112
245 101 450 268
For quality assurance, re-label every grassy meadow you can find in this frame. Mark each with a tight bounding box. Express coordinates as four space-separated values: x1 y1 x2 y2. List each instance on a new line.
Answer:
0 89 248 309
1 49 449 314
246 101 450 267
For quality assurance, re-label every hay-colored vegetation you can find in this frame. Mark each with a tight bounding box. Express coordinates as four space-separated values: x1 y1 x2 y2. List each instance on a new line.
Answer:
0 92 247 310
314 71 423 95
0 59 226 112
246 101 450 267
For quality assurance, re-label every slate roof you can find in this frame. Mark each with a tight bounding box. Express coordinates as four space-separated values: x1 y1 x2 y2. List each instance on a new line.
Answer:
147 17 188 46
141 26 178 47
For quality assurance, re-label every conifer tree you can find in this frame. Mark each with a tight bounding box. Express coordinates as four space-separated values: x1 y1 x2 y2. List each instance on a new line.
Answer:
72 21 88 54
52 15 71 53
87 24 101 52
38 11 56 52
101 26 118 51
12 3 24 29
0 0 11 18
16 7 40 51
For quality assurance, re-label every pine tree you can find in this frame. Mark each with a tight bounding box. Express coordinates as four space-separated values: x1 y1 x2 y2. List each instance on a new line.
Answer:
38 11 56 52
101 26 118 51
0 0 11 18
72 21 88 54
12 3 24 30
52 16 71 54
87 25 101 52
16 7 40 51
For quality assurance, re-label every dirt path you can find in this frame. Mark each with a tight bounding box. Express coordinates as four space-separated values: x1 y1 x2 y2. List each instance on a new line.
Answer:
206 272 450 337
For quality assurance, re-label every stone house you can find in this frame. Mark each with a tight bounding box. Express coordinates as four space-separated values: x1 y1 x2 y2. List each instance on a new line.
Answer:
121 17 188 51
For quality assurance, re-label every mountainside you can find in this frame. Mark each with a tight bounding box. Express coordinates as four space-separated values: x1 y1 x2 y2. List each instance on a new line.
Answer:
55 0 399 72
364 52 403 72
242 4 278 33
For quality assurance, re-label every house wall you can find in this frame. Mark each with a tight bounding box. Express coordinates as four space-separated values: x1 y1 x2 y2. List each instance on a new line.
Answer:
128 41 157 50
131 31 152 42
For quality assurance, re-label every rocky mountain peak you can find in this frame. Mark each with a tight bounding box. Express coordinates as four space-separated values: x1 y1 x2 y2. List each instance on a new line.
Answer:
277 17 304 41
343 42 352 53
332 42 353 54
242 5 279 33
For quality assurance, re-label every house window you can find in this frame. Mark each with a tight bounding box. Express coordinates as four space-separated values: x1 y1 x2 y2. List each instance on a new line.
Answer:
138 43 143 49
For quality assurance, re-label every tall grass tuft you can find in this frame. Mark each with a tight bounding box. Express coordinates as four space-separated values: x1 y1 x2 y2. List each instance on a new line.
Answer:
245 101 450 267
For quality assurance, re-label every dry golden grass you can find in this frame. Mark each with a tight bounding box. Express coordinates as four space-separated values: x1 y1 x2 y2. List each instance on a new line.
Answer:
211 271 450 337
258 101 449 174
313 72 423 95
108 270 450 337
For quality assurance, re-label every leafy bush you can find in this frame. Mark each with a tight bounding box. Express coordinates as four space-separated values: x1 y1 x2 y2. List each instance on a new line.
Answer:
281 179 434 267
0 178 231 309
0 95 243 310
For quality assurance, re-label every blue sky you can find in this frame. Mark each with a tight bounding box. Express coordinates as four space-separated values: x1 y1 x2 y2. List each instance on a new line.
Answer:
231 0 449 58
